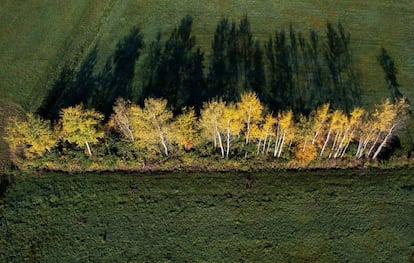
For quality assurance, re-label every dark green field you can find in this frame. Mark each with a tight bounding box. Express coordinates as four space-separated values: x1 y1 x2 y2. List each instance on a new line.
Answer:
1 170 414 262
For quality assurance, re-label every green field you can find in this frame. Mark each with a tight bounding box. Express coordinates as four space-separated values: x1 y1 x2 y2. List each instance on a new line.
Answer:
1 170 414 262
1 1 413 110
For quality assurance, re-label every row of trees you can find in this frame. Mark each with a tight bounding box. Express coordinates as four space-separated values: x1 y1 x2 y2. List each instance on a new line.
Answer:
6 93 409 170
38 16 364 121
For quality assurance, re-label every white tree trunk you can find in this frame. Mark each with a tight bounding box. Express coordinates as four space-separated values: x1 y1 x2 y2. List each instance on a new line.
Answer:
85 140 92 156
274 125 280 157
277 131 286 158
329 131 340 159
367 131 382 158
226 128 231 159
320 128 331 156
216 127 224 158
373 123 399 159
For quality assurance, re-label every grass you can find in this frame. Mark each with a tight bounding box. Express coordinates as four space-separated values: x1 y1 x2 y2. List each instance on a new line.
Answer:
1 1 413 111
1 169 414 262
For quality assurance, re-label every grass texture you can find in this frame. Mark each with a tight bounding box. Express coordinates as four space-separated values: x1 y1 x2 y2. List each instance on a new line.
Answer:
1 169 414 262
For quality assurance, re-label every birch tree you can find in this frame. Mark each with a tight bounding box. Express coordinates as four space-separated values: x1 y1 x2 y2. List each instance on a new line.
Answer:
372 98 409 159
141 98 173 156
237 92 263 144
171 107 200 151
4 113 57 159
60 105 104 156
274 110 295 158
311 103 330 146
219 103 243 159
199 99 226 158
110 98 135 142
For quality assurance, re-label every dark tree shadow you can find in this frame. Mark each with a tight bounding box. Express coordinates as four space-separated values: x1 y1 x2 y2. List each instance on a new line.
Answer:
38 27 144 120
92 27 144 116
37 46 98 122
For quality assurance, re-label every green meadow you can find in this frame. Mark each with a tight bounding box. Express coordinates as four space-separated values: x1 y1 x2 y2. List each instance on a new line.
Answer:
1 170 414 262
1 1 413 110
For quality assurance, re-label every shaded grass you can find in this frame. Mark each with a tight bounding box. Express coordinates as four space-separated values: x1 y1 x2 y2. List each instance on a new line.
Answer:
1 170 414 262
1 1 413 110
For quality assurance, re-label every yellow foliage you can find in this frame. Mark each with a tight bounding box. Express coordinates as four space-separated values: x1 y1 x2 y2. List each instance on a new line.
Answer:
220 103 243 136
199 98 226 142
60 105 104 155
4 113 57 159
110 98 135 142
142 98 173 155
172 107 199 150
294 142 317 166
237 92 263 143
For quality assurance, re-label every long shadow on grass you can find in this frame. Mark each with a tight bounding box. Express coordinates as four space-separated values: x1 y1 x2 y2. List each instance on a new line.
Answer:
37 27 144 121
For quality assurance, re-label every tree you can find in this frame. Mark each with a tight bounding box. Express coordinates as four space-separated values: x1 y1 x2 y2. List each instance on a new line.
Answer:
171 107 200 151
255 114 277 155
237 92 263 144
274 110 295 158
265 30 293 111
219 103 243 158
60 105 104 156
110 98 135 142
310 103 330 147
372 98 409 159
4 113 57 159
141 98 173 156
199 99 226 158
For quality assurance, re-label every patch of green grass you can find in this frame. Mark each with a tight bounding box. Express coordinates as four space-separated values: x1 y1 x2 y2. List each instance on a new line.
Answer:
1 170 413 261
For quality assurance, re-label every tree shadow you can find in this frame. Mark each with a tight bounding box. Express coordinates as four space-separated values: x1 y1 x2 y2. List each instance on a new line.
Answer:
38 27 144 120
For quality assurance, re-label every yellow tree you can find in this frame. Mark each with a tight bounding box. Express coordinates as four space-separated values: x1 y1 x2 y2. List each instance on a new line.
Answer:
237 92 263 144
372 98 410 159
255 114 276 155
141 98 173 156
110 98 135 142
199 99 226 158
219 103 243 159
336 107 365 158
364 99 396 158
327 110 348 158
274 110 295 158
311 103 330 146
4 113 57 159
60 105 104 156
171 107 200 151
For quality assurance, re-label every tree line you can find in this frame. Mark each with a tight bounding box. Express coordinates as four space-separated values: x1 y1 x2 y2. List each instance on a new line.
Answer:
38 15 365 120
5 93 409 171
